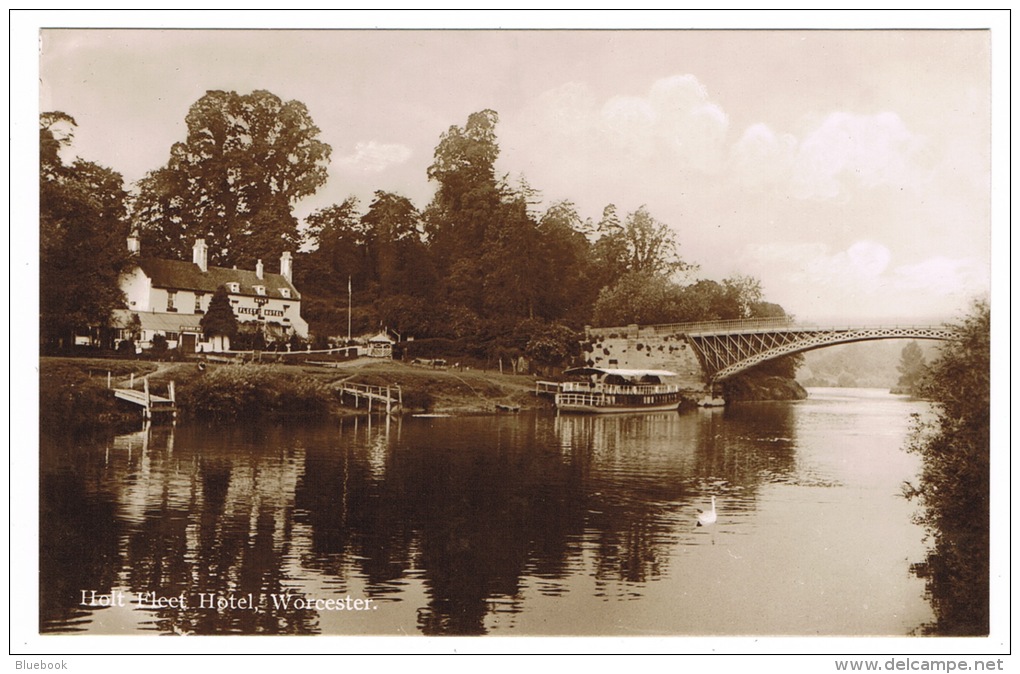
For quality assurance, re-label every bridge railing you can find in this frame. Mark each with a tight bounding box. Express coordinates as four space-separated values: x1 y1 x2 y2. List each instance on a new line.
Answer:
586 317 795 338
586 316 952 337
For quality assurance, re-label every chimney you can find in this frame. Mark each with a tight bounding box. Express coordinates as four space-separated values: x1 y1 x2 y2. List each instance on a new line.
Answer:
127 234 140 255
280 251 293 282
256 259 264 279
193 238 208 273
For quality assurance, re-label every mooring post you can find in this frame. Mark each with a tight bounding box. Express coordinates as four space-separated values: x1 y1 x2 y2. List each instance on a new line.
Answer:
144 377 151 412
386 385 391 415
130 372 135 389
107 371 112 389
169 380 176 403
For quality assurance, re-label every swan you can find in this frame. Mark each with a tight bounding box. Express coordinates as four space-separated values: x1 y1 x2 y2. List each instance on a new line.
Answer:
696 496 717 527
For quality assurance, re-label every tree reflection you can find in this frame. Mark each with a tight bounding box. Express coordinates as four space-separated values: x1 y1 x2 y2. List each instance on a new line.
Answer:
39 437 123 632
41 405 800 636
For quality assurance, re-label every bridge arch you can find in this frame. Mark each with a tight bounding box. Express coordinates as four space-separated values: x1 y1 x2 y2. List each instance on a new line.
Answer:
686 324 956 383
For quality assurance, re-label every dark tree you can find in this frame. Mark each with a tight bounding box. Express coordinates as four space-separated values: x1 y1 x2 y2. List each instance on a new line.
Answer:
592 271 685 326
534 200 598 325
361 191 432 297
590 204 629 289
200 286 238 340
298 197 367 296
133 90 331 268
424 109 503 312
40 112 131 350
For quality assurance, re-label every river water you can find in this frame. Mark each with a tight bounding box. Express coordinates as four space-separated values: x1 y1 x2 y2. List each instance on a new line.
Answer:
39 388 934 636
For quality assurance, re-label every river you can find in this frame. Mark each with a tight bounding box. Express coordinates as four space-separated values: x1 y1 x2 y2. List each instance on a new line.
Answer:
39 387 934 636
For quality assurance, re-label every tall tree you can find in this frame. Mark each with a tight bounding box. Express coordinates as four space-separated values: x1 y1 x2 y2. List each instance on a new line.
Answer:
298 197 366 296
133 90 331 268
40 112 131 349
424 109 502 280
620 205 693 278
361 191 430 296
590 204 629 288
479 189 545 321
535 200 598 324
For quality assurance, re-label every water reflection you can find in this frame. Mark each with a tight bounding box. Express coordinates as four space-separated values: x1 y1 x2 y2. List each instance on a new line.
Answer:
40 394 931 636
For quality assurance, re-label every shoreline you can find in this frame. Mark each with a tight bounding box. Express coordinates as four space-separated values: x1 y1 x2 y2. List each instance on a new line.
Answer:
39 356 809 433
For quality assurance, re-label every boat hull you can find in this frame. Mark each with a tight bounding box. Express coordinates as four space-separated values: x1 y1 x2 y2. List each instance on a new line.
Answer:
554 391 682 414
556 400 681 414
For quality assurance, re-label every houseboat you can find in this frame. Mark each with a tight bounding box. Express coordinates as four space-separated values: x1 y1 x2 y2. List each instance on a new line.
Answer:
554 367 683 414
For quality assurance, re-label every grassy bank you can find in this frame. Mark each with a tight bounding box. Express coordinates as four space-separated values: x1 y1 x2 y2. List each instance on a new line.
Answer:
39 357 549 430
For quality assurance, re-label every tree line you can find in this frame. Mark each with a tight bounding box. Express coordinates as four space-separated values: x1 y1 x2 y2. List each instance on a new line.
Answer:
41 90 796 372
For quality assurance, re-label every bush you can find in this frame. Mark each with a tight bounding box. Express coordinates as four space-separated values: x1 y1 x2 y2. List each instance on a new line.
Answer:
179 364 334 419
39 358 157 430
904 300 990 635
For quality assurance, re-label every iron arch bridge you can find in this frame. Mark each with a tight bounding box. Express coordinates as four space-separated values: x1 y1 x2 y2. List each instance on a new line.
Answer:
672 318 957 383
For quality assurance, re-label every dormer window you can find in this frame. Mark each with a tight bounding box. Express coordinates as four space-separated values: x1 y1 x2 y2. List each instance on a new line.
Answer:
227 282 240 293
279 288 291 299
254 285 266 296
166 290 177 313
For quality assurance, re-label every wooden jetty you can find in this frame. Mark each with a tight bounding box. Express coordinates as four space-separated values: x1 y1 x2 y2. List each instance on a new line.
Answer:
534 380 562 396
112 375 177 420
337 381 402 415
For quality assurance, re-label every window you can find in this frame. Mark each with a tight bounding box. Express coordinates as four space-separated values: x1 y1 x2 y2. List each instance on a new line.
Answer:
166 291 177 312
194 292 205 314
279 288 291 298
165 332 179 341
227 282 240 293
254 285 266 296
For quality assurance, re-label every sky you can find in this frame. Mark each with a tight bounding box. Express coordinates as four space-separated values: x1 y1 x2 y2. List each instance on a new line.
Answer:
30 14 1000 324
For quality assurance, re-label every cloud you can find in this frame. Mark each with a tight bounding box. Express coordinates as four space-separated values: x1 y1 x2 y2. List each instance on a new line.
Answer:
730 123 798 192
600 74 729 170
506 73 729 182
740 240 985 321
334 141 412 174
732 112 924 200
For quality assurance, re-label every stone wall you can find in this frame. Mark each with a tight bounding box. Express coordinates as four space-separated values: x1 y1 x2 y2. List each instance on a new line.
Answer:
582 324 707 392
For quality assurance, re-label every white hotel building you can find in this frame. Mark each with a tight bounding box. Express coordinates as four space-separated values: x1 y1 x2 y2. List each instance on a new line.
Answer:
114 237 308 352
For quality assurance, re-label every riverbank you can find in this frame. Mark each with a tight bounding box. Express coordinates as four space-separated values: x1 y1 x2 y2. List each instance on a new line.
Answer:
39 357 550 430
40 356 811 432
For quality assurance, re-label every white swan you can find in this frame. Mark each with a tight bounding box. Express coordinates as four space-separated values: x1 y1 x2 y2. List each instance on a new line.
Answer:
696 496 717 527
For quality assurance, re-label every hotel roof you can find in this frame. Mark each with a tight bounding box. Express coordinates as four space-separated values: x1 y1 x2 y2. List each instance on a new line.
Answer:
131 258 300 300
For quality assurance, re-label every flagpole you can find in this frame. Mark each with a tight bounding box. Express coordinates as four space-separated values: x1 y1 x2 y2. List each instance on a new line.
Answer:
347 276 352 344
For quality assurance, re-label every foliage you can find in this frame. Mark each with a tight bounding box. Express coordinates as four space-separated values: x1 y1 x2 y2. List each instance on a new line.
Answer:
524 323 581 369
592 271 683 326
200 286 238 339
40 113 132 350
592 272 791 328
149 334 169 355
895 341 927 395
903 300 990 635
38 358 158 431
181 364 334 419
619 205 694 278
133 90 331 268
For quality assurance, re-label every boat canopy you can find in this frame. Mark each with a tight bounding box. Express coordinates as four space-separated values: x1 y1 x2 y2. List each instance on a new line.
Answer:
563 367 679 379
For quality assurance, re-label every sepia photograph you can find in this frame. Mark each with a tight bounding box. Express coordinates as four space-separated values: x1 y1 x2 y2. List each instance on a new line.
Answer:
13 9 1007 667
